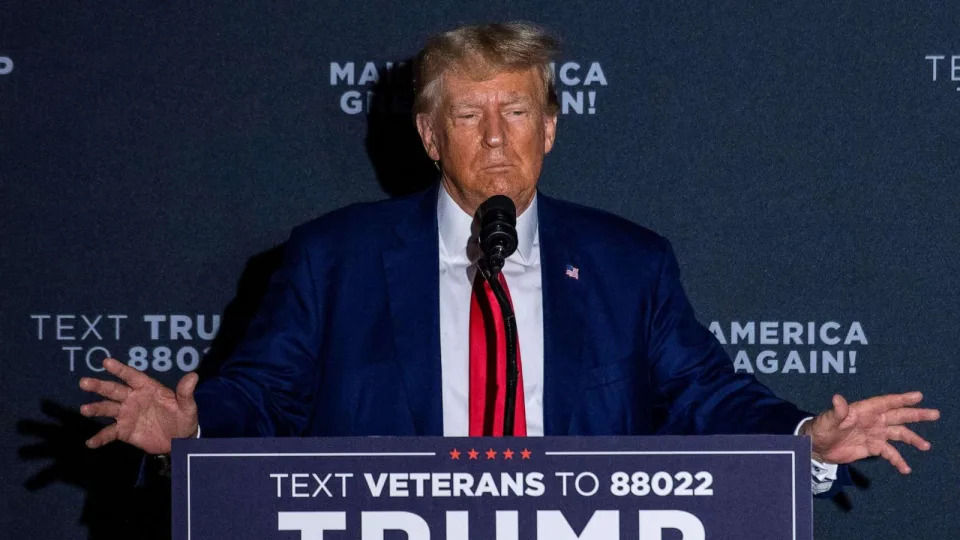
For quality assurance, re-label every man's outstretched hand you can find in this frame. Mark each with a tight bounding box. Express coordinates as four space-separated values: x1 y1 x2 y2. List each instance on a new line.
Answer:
802 391 940 474
79 358 200 455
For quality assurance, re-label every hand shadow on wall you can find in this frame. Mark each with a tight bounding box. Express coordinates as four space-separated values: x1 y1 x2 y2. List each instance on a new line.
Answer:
17 244 284 540
18 401 171 540
14 245 288 540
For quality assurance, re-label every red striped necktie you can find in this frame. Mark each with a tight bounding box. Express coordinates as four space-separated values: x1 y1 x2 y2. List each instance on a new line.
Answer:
468 271 526 436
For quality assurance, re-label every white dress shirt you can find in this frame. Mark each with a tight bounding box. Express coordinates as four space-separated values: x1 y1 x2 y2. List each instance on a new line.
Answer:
434 184 836 493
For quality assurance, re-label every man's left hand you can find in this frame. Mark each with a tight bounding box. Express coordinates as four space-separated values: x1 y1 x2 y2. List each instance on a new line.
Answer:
801 391 940 473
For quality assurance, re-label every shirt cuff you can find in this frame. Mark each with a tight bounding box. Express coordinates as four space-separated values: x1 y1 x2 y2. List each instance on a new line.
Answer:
795 416 838 495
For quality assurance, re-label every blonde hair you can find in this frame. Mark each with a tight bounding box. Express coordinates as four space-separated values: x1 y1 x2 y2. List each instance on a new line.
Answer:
414 22 560 117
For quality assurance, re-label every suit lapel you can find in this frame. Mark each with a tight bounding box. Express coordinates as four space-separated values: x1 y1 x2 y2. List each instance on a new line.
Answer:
538 194 586 435
382 185 444 435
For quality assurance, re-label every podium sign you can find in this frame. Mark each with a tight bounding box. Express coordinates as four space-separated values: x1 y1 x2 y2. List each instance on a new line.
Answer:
172 435 811 539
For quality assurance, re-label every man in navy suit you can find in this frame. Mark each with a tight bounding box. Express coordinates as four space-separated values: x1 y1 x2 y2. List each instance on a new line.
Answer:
79 22 938 495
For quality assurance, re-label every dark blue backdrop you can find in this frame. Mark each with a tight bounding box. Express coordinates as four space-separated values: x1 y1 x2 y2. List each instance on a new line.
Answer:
2 1 957 537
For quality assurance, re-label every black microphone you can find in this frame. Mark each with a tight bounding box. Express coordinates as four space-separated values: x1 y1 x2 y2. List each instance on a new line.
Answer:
477 195 518 275
476 195 520 436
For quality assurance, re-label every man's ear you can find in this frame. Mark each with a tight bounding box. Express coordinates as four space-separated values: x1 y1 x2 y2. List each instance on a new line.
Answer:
543 113 558 154
416 113 441 161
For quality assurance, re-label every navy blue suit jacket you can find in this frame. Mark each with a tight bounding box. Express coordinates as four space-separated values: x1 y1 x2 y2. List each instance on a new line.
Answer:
194 185 814 440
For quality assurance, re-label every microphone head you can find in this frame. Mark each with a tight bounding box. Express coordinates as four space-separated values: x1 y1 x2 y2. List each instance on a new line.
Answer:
479 194 517 217
478 195 518 274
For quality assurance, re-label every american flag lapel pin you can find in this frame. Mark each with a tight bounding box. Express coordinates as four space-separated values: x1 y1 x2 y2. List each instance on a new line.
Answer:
564 264 579 280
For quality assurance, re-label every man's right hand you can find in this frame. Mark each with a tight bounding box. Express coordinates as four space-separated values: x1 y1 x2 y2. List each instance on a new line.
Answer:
79 357 199 455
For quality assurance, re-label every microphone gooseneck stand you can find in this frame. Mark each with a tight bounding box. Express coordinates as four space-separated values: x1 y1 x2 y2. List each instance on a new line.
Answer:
479 256 519 437
477 194 520 437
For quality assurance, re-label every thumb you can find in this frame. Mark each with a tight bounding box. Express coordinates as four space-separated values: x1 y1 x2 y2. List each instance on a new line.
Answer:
176 372 199 411
833 394 854 429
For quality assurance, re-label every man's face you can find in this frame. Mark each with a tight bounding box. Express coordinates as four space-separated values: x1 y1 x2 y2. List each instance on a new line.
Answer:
416 66 558 216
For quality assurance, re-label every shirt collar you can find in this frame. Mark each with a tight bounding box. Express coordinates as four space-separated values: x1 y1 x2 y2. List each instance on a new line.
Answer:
437 183 538 265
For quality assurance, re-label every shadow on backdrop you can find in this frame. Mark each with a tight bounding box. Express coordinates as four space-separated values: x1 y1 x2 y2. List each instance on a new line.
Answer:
198 244 287 381
18 401 170 540
199 57 438 378
831 465 871 511
365 57 440 197
14 245 292 540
